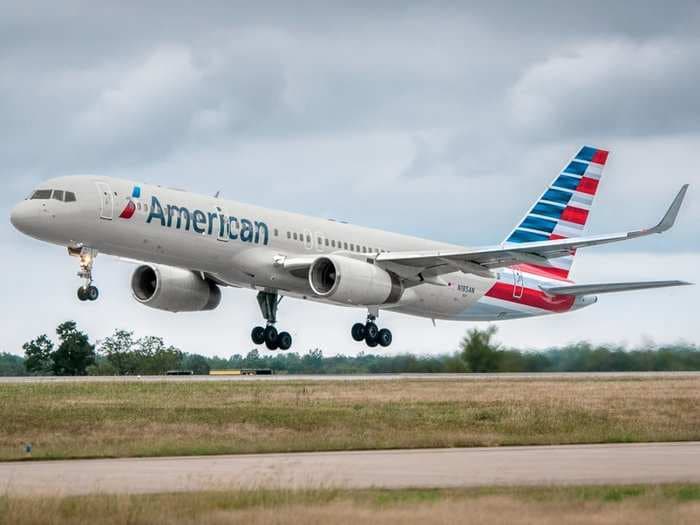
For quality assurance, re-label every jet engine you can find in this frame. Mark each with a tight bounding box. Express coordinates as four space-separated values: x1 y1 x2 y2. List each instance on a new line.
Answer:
131 264 222 313
308 255 403 305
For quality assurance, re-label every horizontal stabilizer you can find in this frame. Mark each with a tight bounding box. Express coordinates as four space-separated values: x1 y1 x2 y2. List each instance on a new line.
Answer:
542 280 692 296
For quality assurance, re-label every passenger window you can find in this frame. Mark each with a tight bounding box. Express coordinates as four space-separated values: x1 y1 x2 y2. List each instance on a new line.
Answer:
325 239 329 246
350 244 354 251
362 246 367 253
31 190 52 200
274 229 279 237
331 240 336 248
306 234 311 243
287 231 291 239
343 242 348 249
65 192 77 202
293 232 298 240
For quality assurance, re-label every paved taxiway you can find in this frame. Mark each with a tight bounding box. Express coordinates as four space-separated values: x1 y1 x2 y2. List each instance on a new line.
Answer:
2 371 699 383
2 442 699 496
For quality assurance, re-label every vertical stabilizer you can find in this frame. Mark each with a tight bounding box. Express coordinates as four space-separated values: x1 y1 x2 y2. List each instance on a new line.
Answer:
504 146 609 279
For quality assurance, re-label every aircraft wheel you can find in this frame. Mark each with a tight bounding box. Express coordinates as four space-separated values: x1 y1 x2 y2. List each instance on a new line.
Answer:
251 326 265 345
264 325 278 346
77 287 88 302
365 322 379 341
366 337 378 348
377 328 392 347
351 323 366 342
277 331 292 351
87 286 99 301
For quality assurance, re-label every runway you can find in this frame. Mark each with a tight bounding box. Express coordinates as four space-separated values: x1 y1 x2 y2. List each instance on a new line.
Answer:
2 442 699 496
2 371 699 383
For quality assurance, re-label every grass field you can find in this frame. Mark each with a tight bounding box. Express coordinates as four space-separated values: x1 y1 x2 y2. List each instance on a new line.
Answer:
2 485 700 524
1 376 699 460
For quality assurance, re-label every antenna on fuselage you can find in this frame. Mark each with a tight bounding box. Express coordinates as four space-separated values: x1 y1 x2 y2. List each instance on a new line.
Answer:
214 190 221 199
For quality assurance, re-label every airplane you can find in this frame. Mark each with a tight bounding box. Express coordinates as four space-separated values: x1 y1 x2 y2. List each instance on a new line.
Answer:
10 146 691 351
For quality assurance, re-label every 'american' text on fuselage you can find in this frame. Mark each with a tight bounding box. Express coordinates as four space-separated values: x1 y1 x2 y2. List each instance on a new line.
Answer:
146 196 269 245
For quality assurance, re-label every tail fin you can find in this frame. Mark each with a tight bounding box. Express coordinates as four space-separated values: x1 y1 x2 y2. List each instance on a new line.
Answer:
504 145 609 280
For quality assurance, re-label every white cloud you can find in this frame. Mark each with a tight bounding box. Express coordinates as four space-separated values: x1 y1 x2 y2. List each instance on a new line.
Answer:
508 39 700 139
72 46 199 147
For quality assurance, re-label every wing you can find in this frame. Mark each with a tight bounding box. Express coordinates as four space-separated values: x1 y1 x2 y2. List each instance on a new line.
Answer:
541 280 692 296
375 185 689 279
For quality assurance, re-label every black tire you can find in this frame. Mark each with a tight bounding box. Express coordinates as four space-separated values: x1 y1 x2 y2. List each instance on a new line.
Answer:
251 326 265 345
277 331 292 351
366 337 378 348
351 323 366 342
377 328 392 347
265 337 279 350
87 286 99 301
264 325 278 346
365 322 379 341
77 287 88 302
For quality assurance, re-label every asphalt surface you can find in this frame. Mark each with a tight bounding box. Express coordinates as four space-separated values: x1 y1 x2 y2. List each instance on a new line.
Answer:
2 371 699 383
2 442 699 496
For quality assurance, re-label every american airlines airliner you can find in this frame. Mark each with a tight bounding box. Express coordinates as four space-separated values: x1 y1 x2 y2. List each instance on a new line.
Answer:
10 146 690 350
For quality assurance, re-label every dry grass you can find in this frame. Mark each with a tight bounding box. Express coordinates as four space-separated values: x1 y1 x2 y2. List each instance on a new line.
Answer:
1 485 700 525
1 377 699 460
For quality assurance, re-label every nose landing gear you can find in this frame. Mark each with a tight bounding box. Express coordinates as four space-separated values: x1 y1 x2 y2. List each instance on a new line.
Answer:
251 291 293 350
351 313 392 348
71 247 100 302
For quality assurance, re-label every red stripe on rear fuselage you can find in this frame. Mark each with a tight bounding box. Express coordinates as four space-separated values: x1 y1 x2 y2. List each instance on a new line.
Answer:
485 282 576 313
512 263 572 282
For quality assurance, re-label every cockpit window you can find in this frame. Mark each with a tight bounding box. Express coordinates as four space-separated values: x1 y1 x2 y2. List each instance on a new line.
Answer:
30 190 52 200
29 189 77 202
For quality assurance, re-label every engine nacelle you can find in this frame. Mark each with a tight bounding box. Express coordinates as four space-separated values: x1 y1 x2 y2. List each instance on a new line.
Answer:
131 264 222 313
308 255 403 305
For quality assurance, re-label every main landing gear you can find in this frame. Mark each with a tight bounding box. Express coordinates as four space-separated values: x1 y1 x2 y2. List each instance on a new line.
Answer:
251 291 293 351
71 247 100 302
351 313 392 348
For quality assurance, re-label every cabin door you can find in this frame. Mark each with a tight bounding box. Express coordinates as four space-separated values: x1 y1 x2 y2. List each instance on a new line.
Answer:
96 182 114 220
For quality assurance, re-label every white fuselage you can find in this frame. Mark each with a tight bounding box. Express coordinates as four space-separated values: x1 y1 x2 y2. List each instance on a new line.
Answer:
10 175 589 321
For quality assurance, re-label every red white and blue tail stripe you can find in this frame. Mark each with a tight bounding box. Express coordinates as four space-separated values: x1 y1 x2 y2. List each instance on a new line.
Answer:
503 145 608 280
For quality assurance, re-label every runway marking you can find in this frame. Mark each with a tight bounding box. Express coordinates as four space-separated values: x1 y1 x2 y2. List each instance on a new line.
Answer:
2 442 699 496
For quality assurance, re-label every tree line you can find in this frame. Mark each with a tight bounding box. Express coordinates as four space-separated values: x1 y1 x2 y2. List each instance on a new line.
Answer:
1 322 699 376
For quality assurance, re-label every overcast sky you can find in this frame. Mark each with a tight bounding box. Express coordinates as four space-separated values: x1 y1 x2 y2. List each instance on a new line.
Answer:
2 2 699 357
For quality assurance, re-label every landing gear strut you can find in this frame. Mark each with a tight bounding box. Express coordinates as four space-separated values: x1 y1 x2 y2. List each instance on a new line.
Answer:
251 291 293 351
351 312 392 348
71 247 100 302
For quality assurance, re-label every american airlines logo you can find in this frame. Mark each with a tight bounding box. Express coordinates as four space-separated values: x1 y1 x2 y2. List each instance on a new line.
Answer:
145 195 269 245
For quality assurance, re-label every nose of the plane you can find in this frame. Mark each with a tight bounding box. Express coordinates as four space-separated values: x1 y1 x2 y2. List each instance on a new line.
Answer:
10 201 35 234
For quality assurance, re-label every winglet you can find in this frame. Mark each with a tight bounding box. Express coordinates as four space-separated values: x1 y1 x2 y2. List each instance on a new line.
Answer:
648 184 689 234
